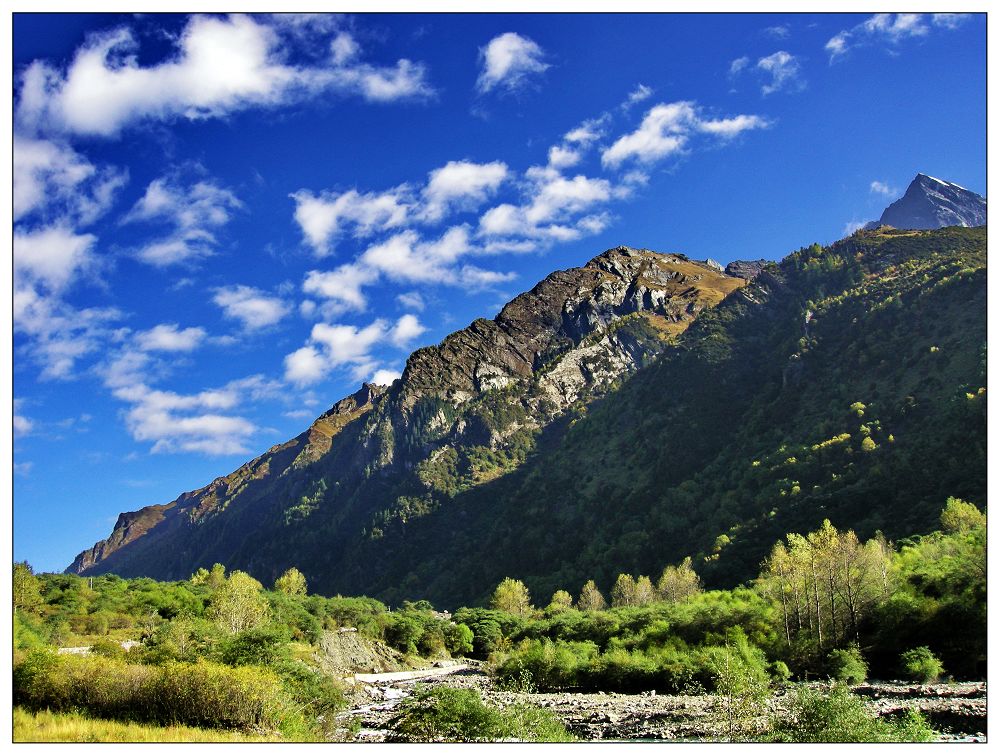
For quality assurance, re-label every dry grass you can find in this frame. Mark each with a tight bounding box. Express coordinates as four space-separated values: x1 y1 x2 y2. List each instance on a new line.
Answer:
13 707 279 742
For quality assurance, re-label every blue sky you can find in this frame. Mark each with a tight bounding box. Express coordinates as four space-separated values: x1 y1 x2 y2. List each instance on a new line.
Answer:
10 12 986 573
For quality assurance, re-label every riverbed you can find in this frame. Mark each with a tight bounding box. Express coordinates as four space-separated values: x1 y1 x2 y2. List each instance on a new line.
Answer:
334 663 986 742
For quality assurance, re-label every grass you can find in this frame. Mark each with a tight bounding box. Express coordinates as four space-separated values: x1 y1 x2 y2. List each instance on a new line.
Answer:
13 708 279 742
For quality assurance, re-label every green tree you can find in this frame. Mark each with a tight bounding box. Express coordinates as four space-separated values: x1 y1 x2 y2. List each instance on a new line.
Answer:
576 580 606 611
610 574 638 608
547 590 573 613
490 578 532 616
634 576 656 606
207 563 226 590
940 497 986 534
656 557 703 603
444 623 474 656
274 567 308 596
13 562 43 614
189 567 210 586
208 571 270 634
900 647 944 683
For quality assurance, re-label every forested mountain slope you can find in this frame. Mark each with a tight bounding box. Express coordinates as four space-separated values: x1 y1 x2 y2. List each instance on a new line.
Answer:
70 227 986 609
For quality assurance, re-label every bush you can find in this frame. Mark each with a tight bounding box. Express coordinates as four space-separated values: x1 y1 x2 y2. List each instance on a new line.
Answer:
827 646 868 684
769 660 792 683
13 651 306 736
389 686 572 742
90 639 125 660
765 684 935 742
899 647 944 683
219 625 291 667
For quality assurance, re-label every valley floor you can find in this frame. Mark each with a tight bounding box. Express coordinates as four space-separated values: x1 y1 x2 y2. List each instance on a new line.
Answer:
337 663 986 743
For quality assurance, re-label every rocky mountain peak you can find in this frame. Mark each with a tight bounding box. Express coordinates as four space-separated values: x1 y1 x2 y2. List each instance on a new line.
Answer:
868 173 986 230
398 247 743 406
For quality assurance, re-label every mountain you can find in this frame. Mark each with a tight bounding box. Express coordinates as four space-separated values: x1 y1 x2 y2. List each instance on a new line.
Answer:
69 247 745 578
866 173 986 230
68 226 987 609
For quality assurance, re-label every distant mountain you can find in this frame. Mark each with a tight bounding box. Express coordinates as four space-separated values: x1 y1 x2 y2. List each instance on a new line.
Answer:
866 173 986 230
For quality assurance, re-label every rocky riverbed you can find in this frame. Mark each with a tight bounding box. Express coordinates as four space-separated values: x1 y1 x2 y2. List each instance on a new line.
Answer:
334 663 986 743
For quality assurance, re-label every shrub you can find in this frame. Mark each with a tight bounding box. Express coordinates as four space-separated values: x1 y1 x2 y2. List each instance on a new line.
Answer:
13 651 305 736
219 625 291 667
899 647 944 683
90 639 125 660
389 686 572 742
765 684 934 742
769 660 792 683
827 646 868 684
443 623 474 656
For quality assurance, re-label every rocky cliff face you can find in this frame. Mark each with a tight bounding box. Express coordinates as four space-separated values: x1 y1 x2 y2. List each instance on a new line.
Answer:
67 247 746 582
868 173 986 230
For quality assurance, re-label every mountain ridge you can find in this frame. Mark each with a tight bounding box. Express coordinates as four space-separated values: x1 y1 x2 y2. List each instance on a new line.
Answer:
68 246 747 578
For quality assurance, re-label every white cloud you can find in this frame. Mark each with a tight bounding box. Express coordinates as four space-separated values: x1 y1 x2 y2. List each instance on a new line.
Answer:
101 357 278 455
825 32 851 60
213 285 291 330
564 116 608 145
291 187 410 256
284 345 329 386
601 102 695 167
371 368 402 386
14 462 34 476
729 56 750 77
826 13 965 62
602 101 769 168
524 171 612 226
14 225 97 294
330 31 360 66
764 24 790 39
14 406 34 436
458 266 518 289
932 14 971 30
135 323 207 352
421 160 508 222
14 283 122 380
284 313 429 387
303 263 379 312
623 83 653 109
16 14 433 138
843 219 867 236
547 145 581 169
312 320 389 371
123 175 242 266
698 114 772 138
870 180 899 198
389 313 426 348
14 135 127 224
756 51 803 95
360 227 476 284
284 318 371 385
396 291 425 311
476 32 549 94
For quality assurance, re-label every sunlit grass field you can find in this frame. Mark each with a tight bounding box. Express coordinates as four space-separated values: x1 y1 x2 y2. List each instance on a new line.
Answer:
13 708 279 743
